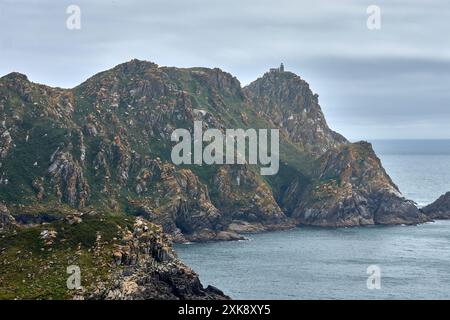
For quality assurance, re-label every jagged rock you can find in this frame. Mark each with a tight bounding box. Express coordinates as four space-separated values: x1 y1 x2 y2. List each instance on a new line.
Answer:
65 212 83 225
48 151 89 208
244 70 347 155
92 218 229 300
213 165 286 225
39 229 57 239
215 230 246 241
39 229 57 245
0 203 15 231
290 142 429 226
0 128 12 160
422 192 450 219
32 177 45 201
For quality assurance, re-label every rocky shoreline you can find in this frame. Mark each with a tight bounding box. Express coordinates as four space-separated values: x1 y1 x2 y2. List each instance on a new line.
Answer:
89 217 230 300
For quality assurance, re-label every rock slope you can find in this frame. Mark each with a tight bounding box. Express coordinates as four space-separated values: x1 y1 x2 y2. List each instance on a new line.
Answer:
0 60 430 299
245 69 347 155
0 60 426 235
0 213 228 300
245 70 428 226
288 142 427 226
90 217 229 300
0 203 15 231
422 192 450 219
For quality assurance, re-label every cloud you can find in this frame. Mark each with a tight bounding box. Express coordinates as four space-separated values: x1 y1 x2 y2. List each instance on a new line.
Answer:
0 0 449 139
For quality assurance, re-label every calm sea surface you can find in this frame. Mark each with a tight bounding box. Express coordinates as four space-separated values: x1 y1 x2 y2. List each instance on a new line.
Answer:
175 140 450 299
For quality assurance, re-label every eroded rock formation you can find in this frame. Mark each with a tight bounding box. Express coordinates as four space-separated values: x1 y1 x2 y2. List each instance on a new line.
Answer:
0 60 429 299
422 192 450 219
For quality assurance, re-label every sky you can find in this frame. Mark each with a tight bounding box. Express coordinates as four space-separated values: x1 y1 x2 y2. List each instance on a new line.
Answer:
1 0 449 140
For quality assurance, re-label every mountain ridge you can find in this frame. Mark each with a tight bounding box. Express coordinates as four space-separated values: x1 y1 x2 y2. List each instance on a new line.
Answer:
0 59 429 233
0 59 430 299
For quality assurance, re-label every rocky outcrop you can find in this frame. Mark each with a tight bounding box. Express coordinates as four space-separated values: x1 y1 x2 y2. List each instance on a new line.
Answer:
213 165 286 224
0 213 228 300
91 218 229 300
244 69 347 155
422 192 450 219
126 160 226 242
48 151 90 208
289 142 429 226
0 203 15 231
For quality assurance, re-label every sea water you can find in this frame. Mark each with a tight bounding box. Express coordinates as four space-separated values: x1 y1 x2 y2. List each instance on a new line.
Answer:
174 140 450 299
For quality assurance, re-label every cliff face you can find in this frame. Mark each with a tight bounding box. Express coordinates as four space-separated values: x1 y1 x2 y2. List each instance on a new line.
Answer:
0 203 15 231
422 192 450 219
244 70 347 155
244 70 428 226
0 60 429 299
0 60 288 242
90 217 229 300
0 60 427 234
0 213 228 300
289 142 428 226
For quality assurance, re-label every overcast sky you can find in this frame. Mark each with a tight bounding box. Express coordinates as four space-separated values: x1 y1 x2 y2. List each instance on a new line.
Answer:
1 0 449 140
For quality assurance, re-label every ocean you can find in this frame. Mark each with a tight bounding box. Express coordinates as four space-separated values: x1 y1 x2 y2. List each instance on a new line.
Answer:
174 140 450 299
370 140 450 207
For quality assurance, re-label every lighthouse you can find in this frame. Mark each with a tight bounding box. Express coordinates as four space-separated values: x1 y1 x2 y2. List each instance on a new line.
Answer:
269 63 285 73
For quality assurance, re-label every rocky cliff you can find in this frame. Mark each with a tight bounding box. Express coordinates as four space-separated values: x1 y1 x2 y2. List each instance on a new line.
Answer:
90 217 228 300
288 142 428 226
243 70 428 226
0 59 429 234
0 60 429 299
245 69 347 155
0 213 228 299
422 192 450 219
0 203 15 231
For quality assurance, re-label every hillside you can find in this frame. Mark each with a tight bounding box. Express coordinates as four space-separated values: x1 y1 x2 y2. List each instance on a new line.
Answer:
0 60 429 299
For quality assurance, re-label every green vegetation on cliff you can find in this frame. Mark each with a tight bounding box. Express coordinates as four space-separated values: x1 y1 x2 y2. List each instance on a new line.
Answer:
0 60 430 299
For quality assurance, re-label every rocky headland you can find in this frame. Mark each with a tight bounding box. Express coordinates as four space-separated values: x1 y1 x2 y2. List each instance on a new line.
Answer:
0 60 429 299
